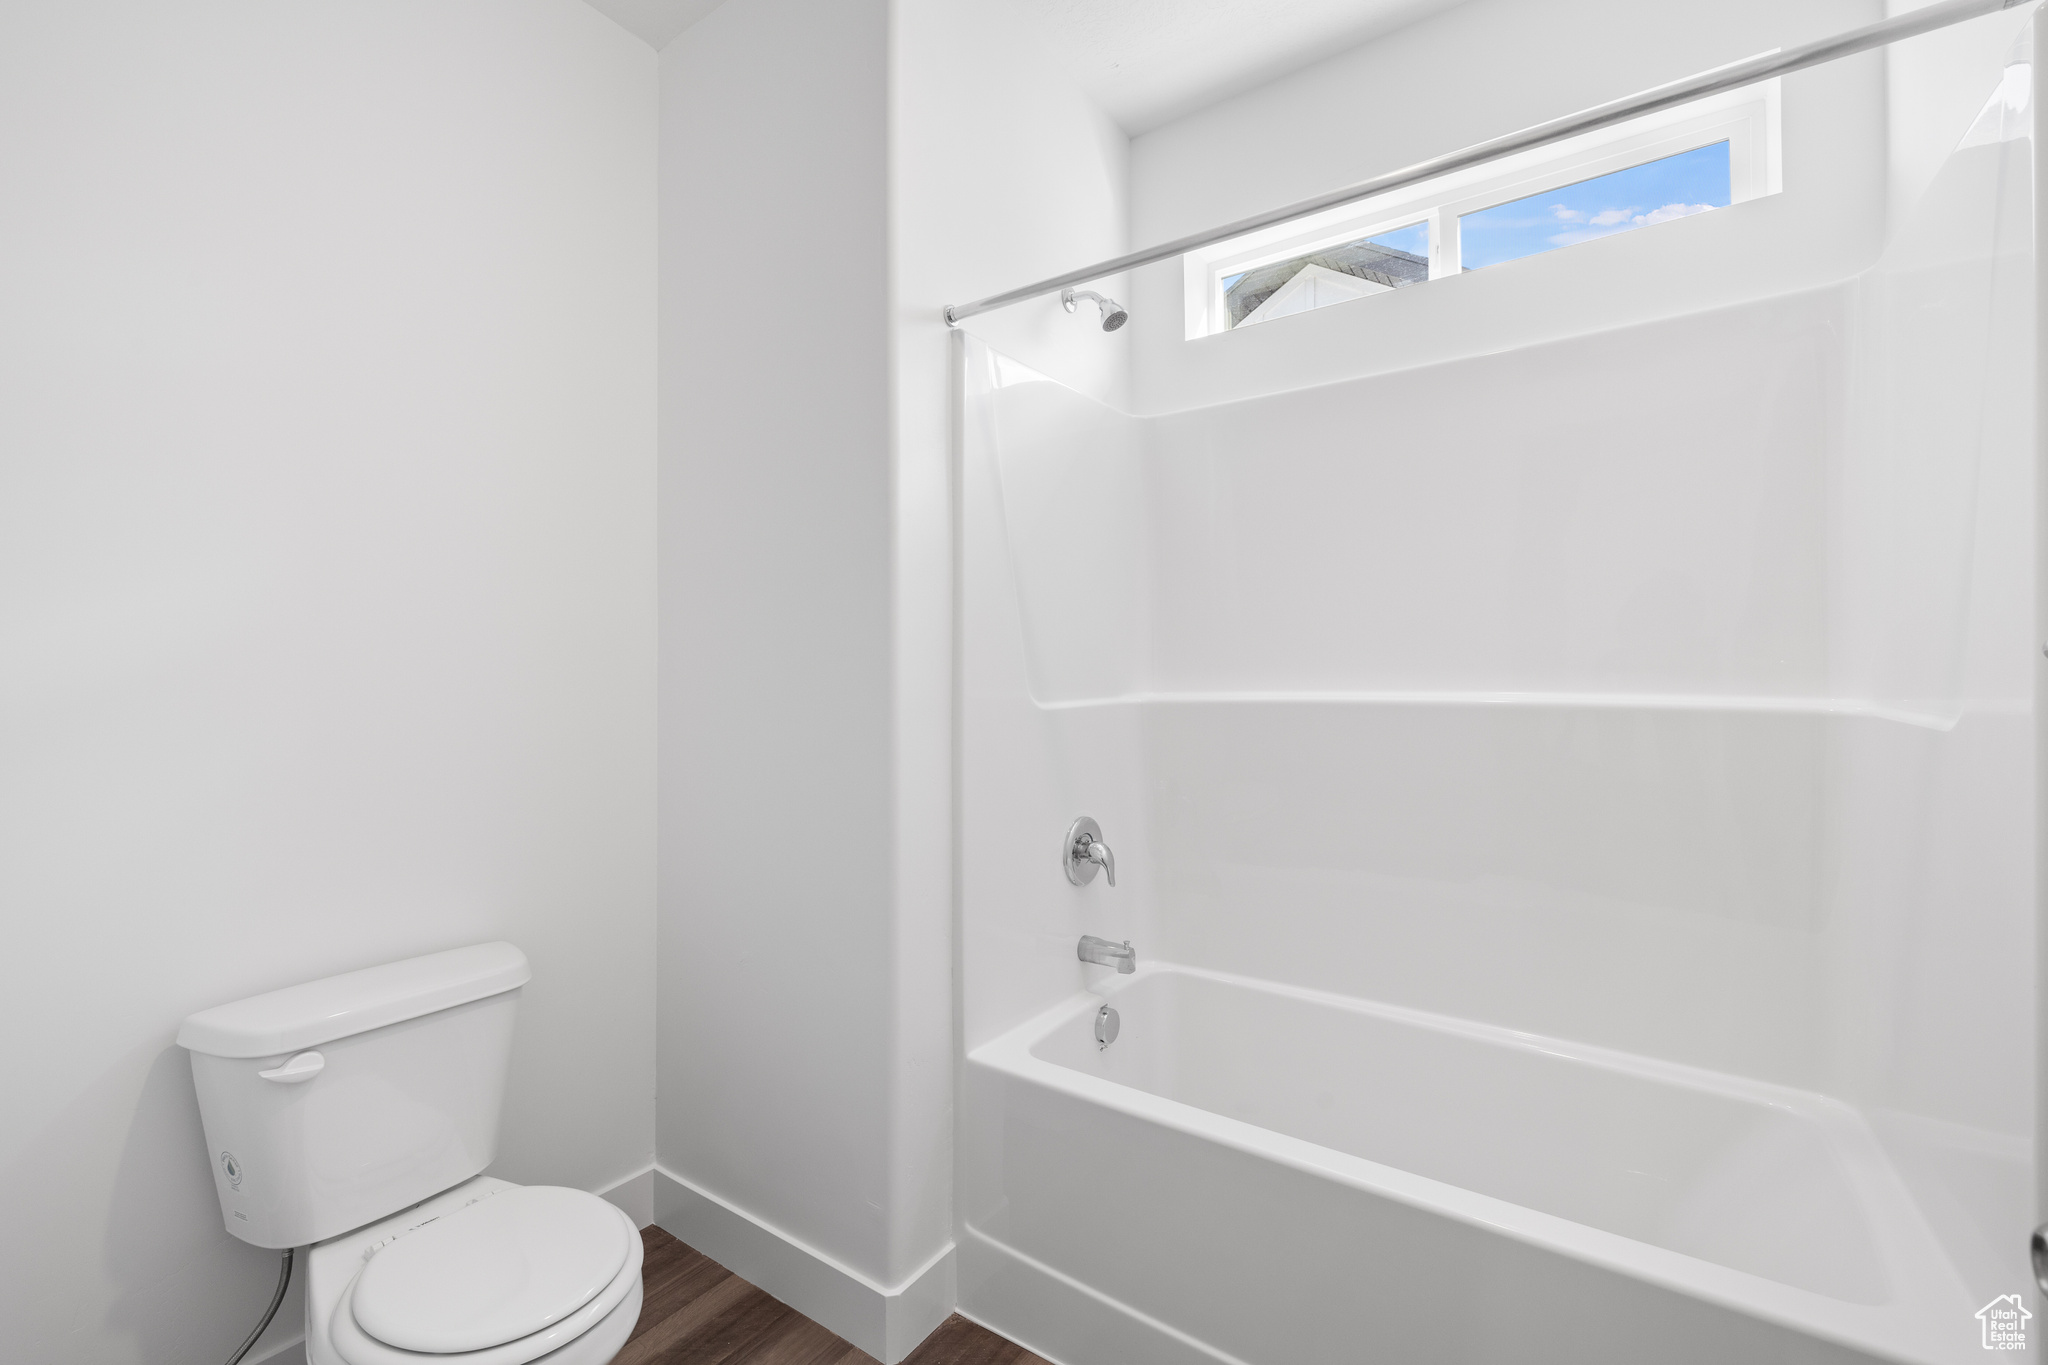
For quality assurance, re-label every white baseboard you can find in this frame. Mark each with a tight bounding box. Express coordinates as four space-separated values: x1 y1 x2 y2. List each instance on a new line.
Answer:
596 1164 656 1228
651 1164 955 1364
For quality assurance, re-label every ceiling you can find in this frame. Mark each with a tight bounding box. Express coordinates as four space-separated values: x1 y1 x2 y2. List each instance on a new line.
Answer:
1010 0 1474 134
581 0 725 50
580 0 1471 136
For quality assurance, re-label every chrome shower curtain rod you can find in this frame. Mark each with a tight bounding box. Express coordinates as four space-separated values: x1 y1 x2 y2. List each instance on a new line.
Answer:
943 0 2033 326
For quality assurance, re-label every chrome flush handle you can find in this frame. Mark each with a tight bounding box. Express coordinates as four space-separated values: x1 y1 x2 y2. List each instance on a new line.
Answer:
257 1051 325 1084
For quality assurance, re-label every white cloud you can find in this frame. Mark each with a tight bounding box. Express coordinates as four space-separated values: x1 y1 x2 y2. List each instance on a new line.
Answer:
1551 205 1583 222
1636 201 1714 226
1545 201 1716 246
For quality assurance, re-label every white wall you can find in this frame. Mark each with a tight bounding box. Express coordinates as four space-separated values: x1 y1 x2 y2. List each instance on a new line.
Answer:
892 0 1134 1063
657 1 955 1358
0 5 658 1364
1886 0 2036 230
897 0 1132 413
890 0 1133 1320
1126 0 1890 413
655 2 1130 1356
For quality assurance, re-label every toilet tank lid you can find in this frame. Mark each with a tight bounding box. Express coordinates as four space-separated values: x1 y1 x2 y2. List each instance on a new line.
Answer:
177 943 531 1058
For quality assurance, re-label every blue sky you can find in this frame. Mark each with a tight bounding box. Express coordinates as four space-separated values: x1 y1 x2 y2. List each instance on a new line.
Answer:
1363 220 1429 257
1459 141 1731 270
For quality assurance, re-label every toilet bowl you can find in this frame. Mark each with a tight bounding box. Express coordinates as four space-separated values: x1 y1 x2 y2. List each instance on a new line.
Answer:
308 1176 644 1365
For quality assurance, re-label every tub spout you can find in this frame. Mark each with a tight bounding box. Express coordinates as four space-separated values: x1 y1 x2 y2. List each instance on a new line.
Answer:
1078 935 1136 974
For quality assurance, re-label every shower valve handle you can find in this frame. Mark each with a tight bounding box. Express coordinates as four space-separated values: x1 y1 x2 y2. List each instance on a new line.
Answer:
1064 816 1116 887
1081 836 1116 886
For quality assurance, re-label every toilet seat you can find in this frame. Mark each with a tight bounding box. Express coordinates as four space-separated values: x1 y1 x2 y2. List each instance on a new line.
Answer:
329 1193 644 1365
355 1185 631 1352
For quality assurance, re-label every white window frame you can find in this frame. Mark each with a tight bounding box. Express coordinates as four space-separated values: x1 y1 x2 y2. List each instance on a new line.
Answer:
1184 77 1782 339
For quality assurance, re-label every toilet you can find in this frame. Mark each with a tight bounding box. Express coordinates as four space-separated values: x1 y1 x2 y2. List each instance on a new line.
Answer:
179 943 642 1365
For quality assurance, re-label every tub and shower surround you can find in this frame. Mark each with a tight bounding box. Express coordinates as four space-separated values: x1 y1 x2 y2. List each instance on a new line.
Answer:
955 54 2034 1365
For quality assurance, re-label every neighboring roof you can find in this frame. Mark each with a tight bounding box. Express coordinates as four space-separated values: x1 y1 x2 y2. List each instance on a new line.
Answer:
1238 262 1391 329
1226 240 1429 325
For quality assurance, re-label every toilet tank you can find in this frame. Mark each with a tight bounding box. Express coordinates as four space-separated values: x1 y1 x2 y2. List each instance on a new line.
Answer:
178 942 531 1248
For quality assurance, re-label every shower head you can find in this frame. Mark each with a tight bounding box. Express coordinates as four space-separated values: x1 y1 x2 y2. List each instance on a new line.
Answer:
1062 288 1129 332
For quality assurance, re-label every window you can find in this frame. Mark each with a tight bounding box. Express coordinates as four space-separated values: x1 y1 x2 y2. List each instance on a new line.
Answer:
1225 221 1430 330
1184 78 1780 337
1459 141 1732 271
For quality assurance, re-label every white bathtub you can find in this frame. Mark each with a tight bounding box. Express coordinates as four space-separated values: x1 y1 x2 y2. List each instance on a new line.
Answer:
959 965 1983 1365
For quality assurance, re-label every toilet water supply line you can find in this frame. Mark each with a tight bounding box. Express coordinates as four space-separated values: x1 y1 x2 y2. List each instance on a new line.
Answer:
941 0 2035 326
223 1249 294 1365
